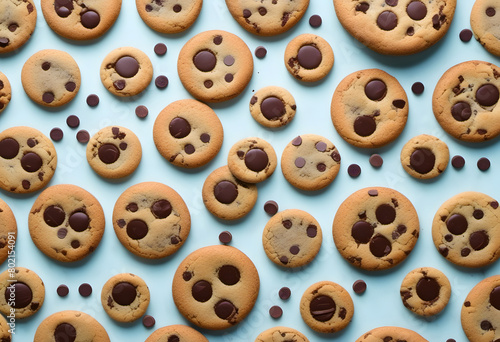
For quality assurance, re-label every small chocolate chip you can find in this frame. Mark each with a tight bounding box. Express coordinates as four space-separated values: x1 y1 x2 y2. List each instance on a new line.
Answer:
477 157 490 171
66 115 80 128
348 164 361 178
264 200 278 215
78 283 92 297
142 315 155 328
155 75 169 89
86 94 99 107
369 154 383 168
451 155 465 169
459 29 473 42
279 287 291 300
255 46 267 58
352 280 367 294
412 82 424 95
135 105 148 118
50 128 63 141
269 305 282 318
76 130 90 143
154 43 167 56
57 285 69 297
309 15 322 28
219 231 232 244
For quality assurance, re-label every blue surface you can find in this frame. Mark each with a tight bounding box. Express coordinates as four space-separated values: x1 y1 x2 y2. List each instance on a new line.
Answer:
1 0 499 341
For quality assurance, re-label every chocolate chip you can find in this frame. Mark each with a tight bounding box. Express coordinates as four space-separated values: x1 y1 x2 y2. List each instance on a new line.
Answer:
365 79 387 101
353 280 367 294
5 282 32 308
282 220 292 229
490 286 500 310
264 200 278 215
155 75 169 89
255 46 267 58
386 0 398 5
406 27 415 36
416 277 440 301
410 148 435 174
459 29 473 42
392 99 406 108
182 272 192 281
86 94 99 107
119 142 127 151
194 50 216 72
477 157 491 171
297 45 322 70
481 320 493 331
407 1 427 20
351 221 374 244
192 280 212 302
292 136 302 146
112 282 137 306
309 15 322 27
486 7 496 17
142 315 155 328
412 82 424 94
57 285 69 297
306 225 317 238
71 240 80 249
69 212 89 232
279 287 291 300
204 80 213 88
243 9 251 18
491 201 499 209
0 138 19 159
214 300 236 320
97 144 119 164
115 56 139 78
376 204 396 224
54 323 76 342
317 163 326 172
470 230 489 250
451 102 472 121
76 130 90 143
289 245 300 255
446 214 468 235
377 11 398 31
151 200 172 219
368 189 378 196
369 154 383 168
200 133 210 143
245 148 268 172
154 43 167 56
214 181 238 204
50 128 63 142
213 35 223 45
169 117 191 138
113 80 126 90
0 38 9 47
173 4 182 12
168 336 180 342
439 246 449 256
65 81 76 92
43 92 55 104
354 115 376 137
224 55 235 66
295 157 306 168
126 219 148 239
66 115 80 128
44 206 65 227
219 231 232 244
225 74 234 83
78 283 92 297
369 235 392 257
218 265 240 285
21 152 42 172
476 84 499 106
57 228 67 239
42 62 51 70
261 96 285 120
461 248 471 257
81 10 100 29
280 256 289 264
310 295 335 322
258 7 267 15
356 2 369 12
22 180 30 189
269 305 282 318
348 164 361 178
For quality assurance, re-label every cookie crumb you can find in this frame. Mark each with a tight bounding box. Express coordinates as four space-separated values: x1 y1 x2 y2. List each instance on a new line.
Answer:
451 155 465 169
135 105 149 118
78 283 92 297
142 315 155 328
279 287 291 300
269 305 283 318
255 46 267 59
86 94 99 107
264 200 279 215
309 15 322 28
218 231 232 244
154 43 167 56
155 75 169 89
348 164 361 178
459 29 473 42
57 284 69 297
352 279 367 294
66 115 80 128
477 157 490 171
369 154 383 168
50 128 63 141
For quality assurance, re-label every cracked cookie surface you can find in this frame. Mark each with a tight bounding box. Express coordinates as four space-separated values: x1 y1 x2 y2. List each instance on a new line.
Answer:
400 134 449 179
145 324 208 342
0 0 36 53
0 267 44 319
471 0 500 56
136 0 202 34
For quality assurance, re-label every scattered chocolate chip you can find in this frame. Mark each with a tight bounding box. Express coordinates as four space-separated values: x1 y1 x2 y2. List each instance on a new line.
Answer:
155 75 169 89
42 62 51 70
223 55 235 66
353 280 367 294
279 287 291 300
255 46 267 58
369 154 383 168
377 11 398 31
142 315 155 328
213 35 223 45
50 128 63 141
368 189 378 196
412 82 424 94
451 102 472 121
354 115 376 136
76 130 90 143
86 94 99 107
78 283 92 297
348 164 361 178
309 14 322 27
66 115 80 128
154 43 167 56
225 74 234 83
135 105 148 118
477 157 490 171
57 285 69 297
459 29 473 42
264 200 279 215
219 231 232 244
451 155 465 169
269 305 283 318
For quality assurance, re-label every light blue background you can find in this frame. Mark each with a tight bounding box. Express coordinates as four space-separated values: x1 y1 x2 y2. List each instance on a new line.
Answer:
1 0 499 341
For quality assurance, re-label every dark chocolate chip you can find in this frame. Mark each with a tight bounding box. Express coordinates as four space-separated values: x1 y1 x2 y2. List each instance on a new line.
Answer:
451 102 472 121
269 305 282 318
406 1 427 20
5 282 32 308
76 130 90 143
353 280 367 294
204 80 213 88
309 295 336 322
280 256 289 264
368 189 378 196
386 0 398 5
71 240 80 249
279 287 291 300
0 38 9 47
81 10 100 29
0 138 19 159
406 27 415 36
309 15 322 28
289 245 300 255
351 221 374 244
416 277 440 301
489 286 500 310
42 62 51 70
154 43 167 56
377 11 398 31
142 315 155 328
393 99 406 108
243 9 251 18
113 80 126 90
44 205 65 227
476 84 499 106
98 144 120 164
412 82 424 94
50 128 63 141
297 45 322 70
66 115 80 128
225 74 234 83
21 152 42 172
57 228 67 239
169 117 191 138
173 4 182 12
115 56 139 78
459 29 473 42
78 283 92 297
65 82 76 92
348 164 361 178
213 35 223 45
194 50 216 72
444 234 453 242
218 265 240 285
282 220 292 229
295 157 306 168
151 200 172 219
261 96 285 120
317 163 326 172
86 94 99 107
451 155 465 169
182 272 192 281
369 154 383 168
354 115 376 136
410 148 435 174
376 204 396 224
478 157 491 171
54 323 76 342
126 219 148 240
292 136 302 146
469 230 489 250
486 7 496 17
365 79 387 101
315 141 327 152
369 235 392 257
43 92 55 104
307 225 317 238
245 148 268 172
258 7 267 15
264 200 278 215
214 300 236 320
219 231 232 244
491 201 499 209
168 336 180 342
446 214 468 235
481 320 493 331
223 55 235 66
461 248 471 257
214 181 238 204
155 75 169 89
112 282 137 306
192 280 212 302
69 212 89 232
255 46 267 58
356 2 369 12
57 285 69 297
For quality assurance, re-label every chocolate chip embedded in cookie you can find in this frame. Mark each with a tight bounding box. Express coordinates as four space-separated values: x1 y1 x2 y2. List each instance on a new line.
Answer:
172 245 260 330
86 126 142 179
33 310 110 341
101 273 150 323
332 187 420 270
433 60 500 142
100 47 153 97
400 267 451 316
136 0 203 34
281 134 341 191
471 0 500 56
21 49 81 107
227 137 277 183
113 182 191 259
153 99 224 168
178 30 253 102
0 267 44 319
41 0 122 40
145 324 209 342
0 72 11 114
28 184 105 262
461 275 500 342
0 198 17 265
250 86 296 128
284 34 334 82
225 0 309 36
333 0 457 55
202 166 258 220
331 69 409 148
400 134 449 179
299 281 353 333
262 209 322 268
0 126 57 194
432 191 500 267
355 326 429 342
255 326 309 342
0 0 36 54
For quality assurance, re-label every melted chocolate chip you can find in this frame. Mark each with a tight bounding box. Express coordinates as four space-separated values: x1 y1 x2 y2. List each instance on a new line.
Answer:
126 219 148 240
377 11 398 31
54 323 76 342
282 220 292 229
469 230 489 250
412 82 425 95
309 295 335 322
21 152 42 172
5 282 32 308
351 221 374 244
151 200 172 219
218 265 240 285
376 204 396 225
416 277 440 301
0 138 19 159
214 300 236 320
406 1 427 20
261 97 285 120
214 181 238 204
112 282 137 306
192 280 212 302
69 212 89 232
356 2 369 13
44 206 65 227
365 79 387 100
81 10 100 29
410 148 435 174
369 235 392 257
354 115 376 136
0 38 9 47
297 45 322 70
98 144 120 164
292 136 302 146
42 62 51 70
451 102 472 121
476 84 499 106
446 214 468 235
244 148 268 172
193 50 216 72
489 286 500 310
393 99 406 108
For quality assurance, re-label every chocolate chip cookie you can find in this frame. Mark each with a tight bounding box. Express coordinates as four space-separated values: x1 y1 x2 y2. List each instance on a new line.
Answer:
178 30 253 102
299 281 354 333
333 0 457 55
255 326 309 342
0 198 16 265
0 0 37 54
0 126 57 193
172 245 260 330
471 0 500 56
331 69 408 148
250 86 296 128
100 47 153 97
86 126 142 179
0 314 10 342
0 72 11 114
432 191 500 267
21 49 81 107
153 99 223 168
400 134 449 179
113 182 191 259
136 0 203 33
227 137 277 183
332 187 420 270
146 324 208 342
202 166 258 220
355 326 429 341
281 134 341 191
433 60 500 142
284 34 334 82
0 267 44 319
29 184 106 262
41 0 122 40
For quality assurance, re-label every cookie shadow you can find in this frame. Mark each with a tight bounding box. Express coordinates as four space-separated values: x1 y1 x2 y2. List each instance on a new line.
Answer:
362 41 443 69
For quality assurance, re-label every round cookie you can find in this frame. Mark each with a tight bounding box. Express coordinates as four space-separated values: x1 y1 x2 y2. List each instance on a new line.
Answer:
172 245 260 330
333 0 457 55
262 209 322 268
432 191 500 268
284 34 334 82
86 126 142 179
21 49 81 107
136 0 203 34
145 324 208 342
0 126 57 194
0 267 44 319
0 314 11 342
225 0 309 36
331 69 409 148
202 166 258 220
471 0 500 56
41 0 122 40
33 310 110 341
255 326 309 342
101 273 150 322
432 60 500 142
299 281 354 333
332 187 420 270
400 134 449 179
0 198 16 265
0 0 36 54
281 134 341 191
461 275 500 342
29 184 105 262
100 47 153 97
113 182 191 259
227 137 277 183
0 72 11 114
177 30 253 102
250 86 296 128
355 326 429 342
153 99 223 168
400 267 451 316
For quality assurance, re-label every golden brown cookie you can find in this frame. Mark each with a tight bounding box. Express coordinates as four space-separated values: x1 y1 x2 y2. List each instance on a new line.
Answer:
400 134 449 179
0 72 11 114
136 0 203 34
471 0 500 56
250 86 296 128
0 267 44 319
227 137 277 183
0 0 37 53
0 198 16 265
145 324 208 342
255 326 309 342
355 326 429 341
